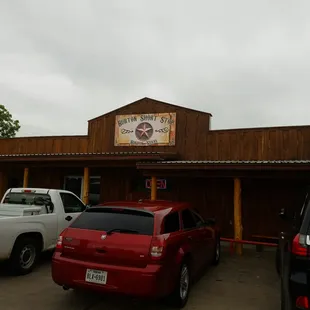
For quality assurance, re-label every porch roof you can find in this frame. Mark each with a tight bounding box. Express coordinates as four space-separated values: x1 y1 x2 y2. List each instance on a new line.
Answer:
0 151 177 162
136 160 310 171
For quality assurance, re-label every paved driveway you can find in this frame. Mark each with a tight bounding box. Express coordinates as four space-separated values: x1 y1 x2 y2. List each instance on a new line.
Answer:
0 246 280 310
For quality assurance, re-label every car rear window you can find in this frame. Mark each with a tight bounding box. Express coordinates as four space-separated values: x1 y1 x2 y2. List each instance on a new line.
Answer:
70 207 154 236
3 192 51 205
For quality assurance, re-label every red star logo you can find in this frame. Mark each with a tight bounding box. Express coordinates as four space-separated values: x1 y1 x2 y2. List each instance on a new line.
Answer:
137 123 152 139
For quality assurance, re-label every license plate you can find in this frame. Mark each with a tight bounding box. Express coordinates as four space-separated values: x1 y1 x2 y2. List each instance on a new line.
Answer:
85 269 107 285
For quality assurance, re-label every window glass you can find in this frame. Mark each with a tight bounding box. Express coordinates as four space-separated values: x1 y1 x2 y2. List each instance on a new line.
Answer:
70 207 154 235
163 212 180 233
191 211 204 227
181 209 196 230
60 192 86 213
3 192 51 205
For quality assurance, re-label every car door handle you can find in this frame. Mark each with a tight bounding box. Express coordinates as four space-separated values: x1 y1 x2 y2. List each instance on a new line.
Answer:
65 216 73 221
188 236 192 241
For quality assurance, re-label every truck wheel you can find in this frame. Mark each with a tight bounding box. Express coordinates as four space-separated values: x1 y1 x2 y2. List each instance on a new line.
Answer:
212 237 221 265
169 261 191 308
9 237 40 275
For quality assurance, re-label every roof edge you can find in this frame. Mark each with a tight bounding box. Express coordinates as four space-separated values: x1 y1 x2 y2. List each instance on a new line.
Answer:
88 97 212 122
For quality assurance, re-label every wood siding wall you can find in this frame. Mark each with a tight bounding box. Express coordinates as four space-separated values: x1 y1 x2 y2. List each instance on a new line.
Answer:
1 98 310 161
87 98 211 158
204 127 310 161
0 136 88 155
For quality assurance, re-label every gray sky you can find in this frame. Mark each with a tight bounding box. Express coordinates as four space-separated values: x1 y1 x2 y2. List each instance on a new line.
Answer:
1 0 310 137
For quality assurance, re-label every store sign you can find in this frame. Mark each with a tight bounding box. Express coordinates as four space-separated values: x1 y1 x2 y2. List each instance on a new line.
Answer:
114 113 176 146
145 179 167 190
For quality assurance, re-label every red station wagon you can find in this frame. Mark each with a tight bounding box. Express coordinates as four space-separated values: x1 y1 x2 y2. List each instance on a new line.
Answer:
51 200 221 308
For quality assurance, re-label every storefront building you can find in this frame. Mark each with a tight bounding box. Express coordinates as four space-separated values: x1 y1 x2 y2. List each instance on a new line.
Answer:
1 97 310 242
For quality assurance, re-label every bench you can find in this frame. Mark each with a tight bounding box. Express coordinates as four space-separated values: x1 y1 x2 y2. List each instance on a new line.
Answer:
252 235 279 252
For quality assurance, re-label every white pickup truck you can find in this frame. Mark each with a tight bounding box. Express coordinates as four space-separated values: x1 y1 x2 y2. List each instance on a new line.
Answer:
0 188 87 275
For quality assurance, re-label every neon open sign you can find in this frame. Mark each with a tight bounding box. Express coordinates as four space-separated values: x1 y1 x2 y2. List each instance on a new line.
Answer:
145 179 167 190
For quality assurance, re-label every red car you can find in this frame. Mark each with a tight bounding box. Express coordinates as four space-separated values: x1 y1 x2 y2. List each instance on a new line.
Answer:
51 200 220 308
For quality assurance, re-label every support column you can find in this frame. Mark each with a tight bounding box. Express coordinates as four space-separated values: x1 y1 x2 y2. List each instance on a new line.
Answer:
151 176 157 201
234 178 243 255
23 168 29 188
83 167 90 205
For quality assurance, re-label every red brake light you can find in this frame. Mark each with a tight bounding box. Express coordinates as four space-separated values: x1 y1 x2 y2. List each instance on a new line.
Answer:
55 229 67 253
296 296 309 309
23 190 34 193
292 233 308 256
150 236 165 260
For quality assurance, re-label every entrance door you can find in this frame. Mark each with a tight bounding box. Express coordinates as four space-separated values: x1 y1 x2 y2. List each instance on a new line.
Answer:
64 176 83 198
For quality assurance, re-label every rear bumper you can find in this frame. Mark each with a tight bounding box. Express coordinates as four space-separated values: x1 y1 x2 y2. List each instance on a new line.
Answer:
289 271 310 302
52 253 172 299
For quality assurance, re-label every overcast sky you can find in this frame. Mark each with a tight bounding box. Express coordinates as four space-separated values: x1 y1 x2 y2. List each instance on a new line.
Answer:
1 0 310 137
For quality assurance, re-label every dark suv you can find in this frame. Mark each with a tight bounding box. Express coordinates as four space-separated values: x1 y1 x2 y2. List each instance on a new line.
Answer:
278 192 310 310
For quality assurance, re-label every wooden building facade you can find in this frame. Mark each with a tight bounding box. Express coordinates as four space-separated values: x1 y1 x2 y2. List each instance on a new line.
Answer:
1 97 310 244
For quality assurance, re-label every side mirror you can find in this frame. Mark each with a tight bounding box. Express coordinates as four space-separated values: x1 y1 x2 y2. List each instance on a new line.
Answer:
279 208 287 220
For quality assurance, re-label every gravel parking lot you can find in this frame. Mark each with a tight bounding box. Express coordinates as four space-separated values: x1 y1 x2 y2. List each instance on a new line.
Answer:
0 245 280 310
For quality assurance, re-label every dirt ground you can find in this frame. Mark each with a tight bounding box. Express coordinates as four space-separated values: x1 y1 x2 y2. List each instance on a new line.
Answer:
0 245 280 310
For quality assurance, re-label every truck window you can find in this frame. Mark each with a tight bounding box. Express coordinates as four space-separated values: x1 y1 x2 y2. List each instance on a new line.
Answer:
3 192 51 205
163 212 180 233
60 193 86 213
70 207 154 235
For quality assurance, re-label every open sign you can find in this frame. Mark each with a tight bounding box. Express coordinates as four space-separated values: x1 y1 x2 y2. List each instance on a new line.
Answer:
145 179 167 190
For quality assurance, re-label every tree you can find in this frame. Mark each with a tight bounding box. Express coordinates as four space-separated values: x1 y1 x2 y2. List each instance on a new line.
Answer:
0 105 21 138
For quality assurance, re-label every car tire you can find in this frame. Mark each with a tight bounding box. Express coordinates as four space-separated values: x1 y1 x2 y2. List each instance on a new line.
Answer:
169 261 191 308
9 236 40 276
212 236 221 265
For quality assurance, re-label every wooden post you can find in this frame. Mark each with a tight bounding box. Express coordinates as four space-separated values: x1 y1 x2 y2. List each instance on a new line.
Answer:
23 168 29 188
83 167 90 205
234 178 243 255
151 176 157 201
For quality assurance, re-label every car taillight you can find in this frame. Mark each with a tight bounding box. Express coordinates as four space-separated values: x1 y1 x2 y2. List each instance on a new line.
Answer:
292 233 309 257
296 296 309 309
55 229 67 253
150 236 165 260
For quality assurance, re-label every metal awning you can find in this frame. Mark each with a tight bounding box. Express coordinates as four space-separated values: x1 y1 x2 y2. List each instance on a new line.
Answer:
137 160 310 171
0 152 177 162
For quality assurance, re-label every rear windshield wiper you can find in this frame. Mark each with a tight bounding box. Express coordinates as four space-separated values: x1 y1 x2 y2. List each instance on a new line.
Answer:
106 228 140 235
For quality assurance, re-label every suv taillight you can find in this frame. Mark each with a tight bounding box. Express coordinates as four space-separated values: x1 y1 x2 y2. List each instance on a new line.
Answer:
150 236 165 260
55 229 67 253
292 233 309 257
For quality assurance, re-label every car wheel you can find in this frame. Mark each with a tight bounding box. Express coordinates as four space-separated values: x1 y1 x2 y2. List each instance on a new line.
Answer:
169 261 191 308
212 237 220 265
9 237 40 275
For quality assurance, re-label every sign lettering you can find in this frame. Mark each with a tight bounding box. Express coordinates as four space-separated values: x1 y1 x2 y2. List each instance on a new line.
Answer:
114 113 176 146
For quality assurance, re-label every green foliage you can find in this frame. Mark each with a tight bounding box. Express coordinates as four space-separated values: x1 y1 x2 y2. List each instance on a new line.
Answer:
0 105 21 138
